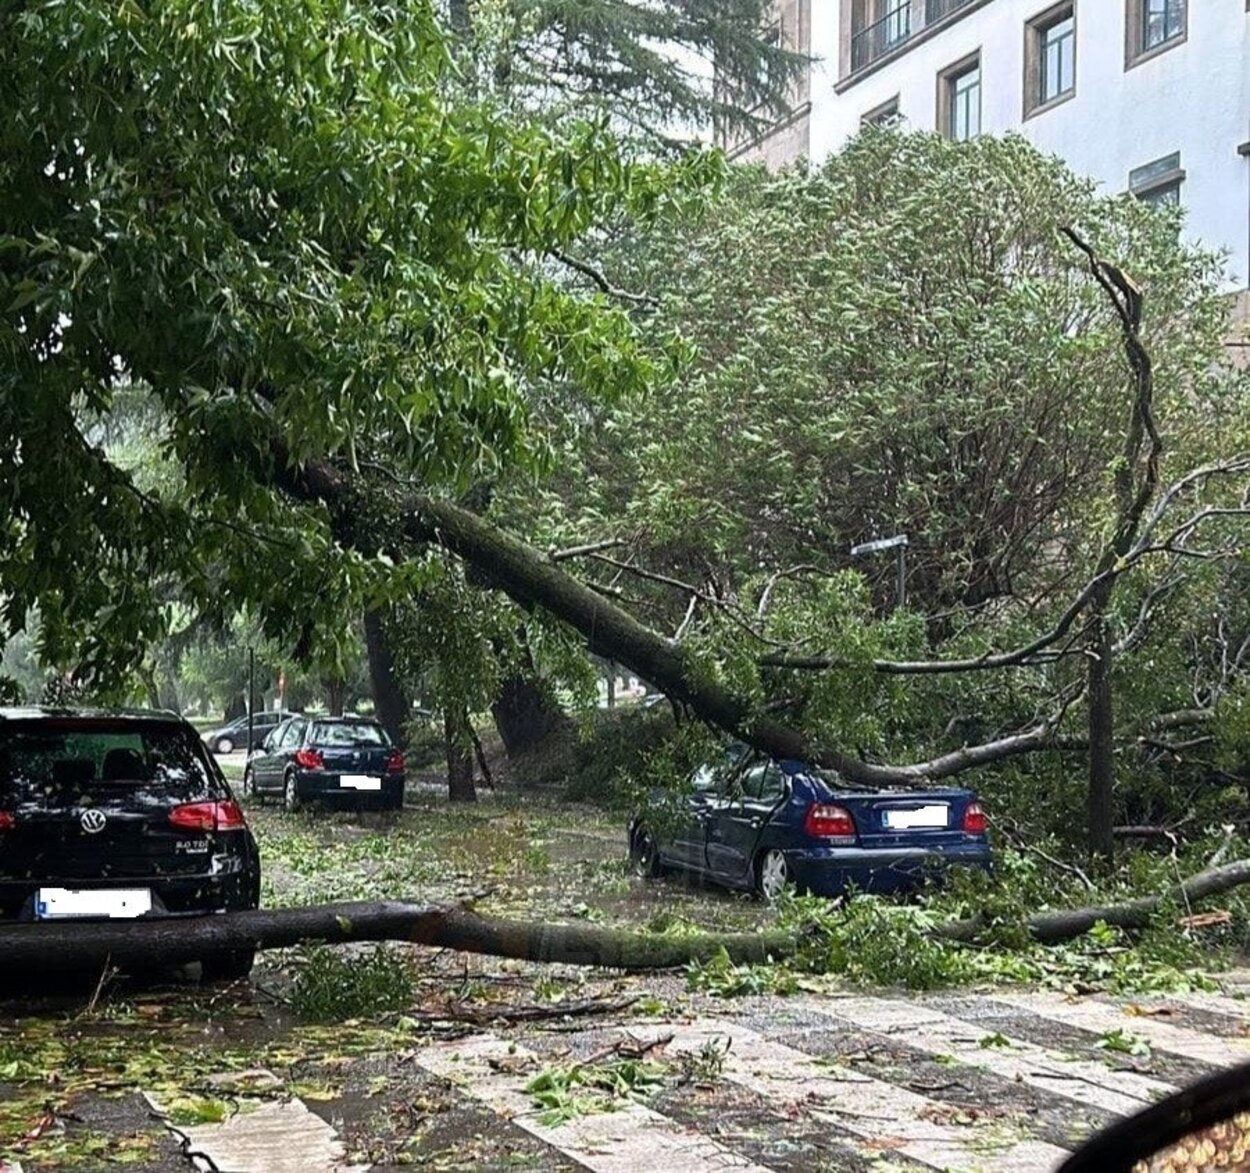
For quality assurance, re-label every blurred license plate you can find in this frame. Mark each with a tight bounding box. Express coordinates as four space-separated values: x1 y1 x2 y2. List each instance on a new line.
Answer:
882 805 949 830
36 888 152 919
339 774 382 791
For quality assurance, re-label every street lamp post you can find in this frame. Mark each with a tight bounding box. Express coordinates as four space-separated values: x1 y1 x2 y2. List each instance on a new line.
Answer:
850 534 909 610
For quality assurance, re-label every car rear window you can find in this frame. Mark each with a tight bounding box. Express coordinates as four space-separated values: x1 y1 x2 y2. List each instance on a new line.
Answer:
0 721 223 806
311 721 389 748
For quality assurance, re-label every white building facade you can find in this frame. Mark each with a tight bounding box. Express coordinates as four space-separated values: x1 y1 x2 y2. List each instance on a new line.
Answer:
728 1 1250 297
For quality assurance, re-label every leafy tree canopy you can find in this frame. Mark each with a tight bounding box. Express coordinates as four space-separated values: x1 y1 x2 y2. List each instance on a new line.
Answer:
0 0 708 691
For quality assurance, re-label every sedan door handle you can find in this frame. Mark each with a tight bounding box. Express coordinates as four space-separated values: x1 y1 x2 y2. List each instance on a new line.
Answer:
749 818 762 829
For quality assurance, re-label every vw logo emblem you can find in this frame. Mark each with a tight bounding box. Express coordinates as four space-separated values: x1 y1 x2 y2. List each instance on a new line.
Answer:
79 808 107 834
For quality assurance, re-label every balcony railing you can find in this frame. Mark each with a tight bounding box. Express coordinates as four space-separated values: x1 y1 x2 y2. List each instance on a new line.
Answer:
925 0 975 27
850 3 912 72
849 0 979 75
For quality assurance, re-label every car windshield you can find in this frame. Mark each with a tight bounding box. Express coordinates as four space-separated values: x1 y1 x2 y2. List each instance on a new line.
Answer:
311 721 389 748
0 720 221 806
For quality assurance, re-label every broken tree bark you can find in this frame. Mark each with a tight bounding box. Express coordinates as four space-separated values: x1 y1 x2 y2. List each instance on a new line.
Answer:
0 901 795 973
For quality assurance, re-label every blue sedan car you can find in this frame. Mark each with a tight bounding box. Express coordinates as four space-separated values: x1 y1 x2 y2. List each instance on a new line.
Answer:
628 755 990 901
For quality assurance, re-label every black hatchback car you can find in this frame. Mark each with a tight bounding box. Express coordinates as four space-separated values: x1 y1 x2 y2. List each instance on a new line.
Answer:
244 715 405 811
0 708 262 979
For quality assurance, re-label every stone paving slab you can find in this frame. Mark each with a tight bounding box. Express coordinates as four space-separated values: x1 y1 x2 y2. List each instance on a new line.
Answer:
147 1095 370 1173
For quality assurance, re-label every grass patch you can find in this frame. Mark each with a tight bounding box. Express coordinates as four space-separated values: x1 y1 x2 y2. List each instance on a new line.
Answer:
289 944 415 1021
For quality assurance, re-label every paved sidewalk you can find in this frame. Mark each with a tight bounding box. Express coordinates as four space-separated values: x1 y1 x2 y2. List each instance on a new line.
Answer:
14 983 1244 1173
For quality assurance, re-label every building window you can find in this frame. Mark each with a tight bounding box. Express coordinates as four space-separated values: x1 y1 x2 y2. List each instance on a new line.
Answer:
861 96 901 127
1129 152 1184 206
1126 0 1186 66
1143 0 1184 51
939 54 981 141
926 0 976 23
1025 4 1075 115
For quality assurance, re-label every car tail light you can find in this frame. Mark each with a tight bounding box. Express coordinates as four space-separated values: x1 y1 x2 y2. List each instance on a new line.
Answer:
0 811 14 831
962 801 987 834
169 801 247 832
384 750 405 774
804 803 856 840
294 748 324 770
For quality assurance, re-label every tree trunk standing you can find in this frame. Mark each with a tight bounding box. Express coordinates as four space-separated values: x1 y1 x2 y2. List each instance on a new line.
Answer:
490 632 573 759
445 705 477 803
1061 231 1161 865
492 673 569 759
139 666 161 710
224 692 246 722
1086 607 1116 862
326 678 345 717
365 609 411 747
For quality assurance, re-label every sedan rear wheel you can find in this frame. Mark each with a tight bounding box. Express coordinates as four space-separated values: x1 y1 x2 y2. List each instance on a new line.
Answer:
283 772 302 813
630 826 662 878
757 848 791 903
217 737 234 755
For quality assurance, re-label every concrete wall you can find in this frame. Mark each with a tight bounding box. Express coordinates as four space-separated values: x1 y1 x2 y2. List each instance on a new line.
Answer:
774 0 1250 292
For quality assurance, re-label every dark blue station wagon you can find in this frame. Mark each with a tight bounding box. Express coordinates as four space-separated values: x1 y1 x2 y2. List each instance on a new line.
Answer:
244 716 405 812
629 754 990 901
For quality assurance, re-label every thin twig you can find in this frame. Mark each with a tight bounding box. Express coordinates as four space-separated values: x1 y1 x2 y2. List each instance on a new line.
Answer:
547 248 658 307
85 957 116 1015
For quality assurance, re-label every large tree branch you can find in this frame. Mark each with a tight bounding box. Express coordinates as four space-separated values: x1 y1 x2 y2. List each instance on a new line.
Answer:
267 441 1080 785
1130 456 1250 558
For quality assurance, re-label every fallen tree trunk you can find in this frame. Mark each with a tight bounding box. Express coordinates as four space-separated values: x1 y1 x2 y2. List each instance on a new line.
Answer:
4 857 1250 974
935 858 1250 944
0 901 796 973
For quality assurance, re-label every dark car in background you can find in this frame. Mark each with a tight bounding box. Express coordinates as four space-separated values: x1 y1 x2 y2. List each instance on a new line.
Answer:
0 708 262 979
244 715 405 812
629 752 990 901
202 710 288 754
